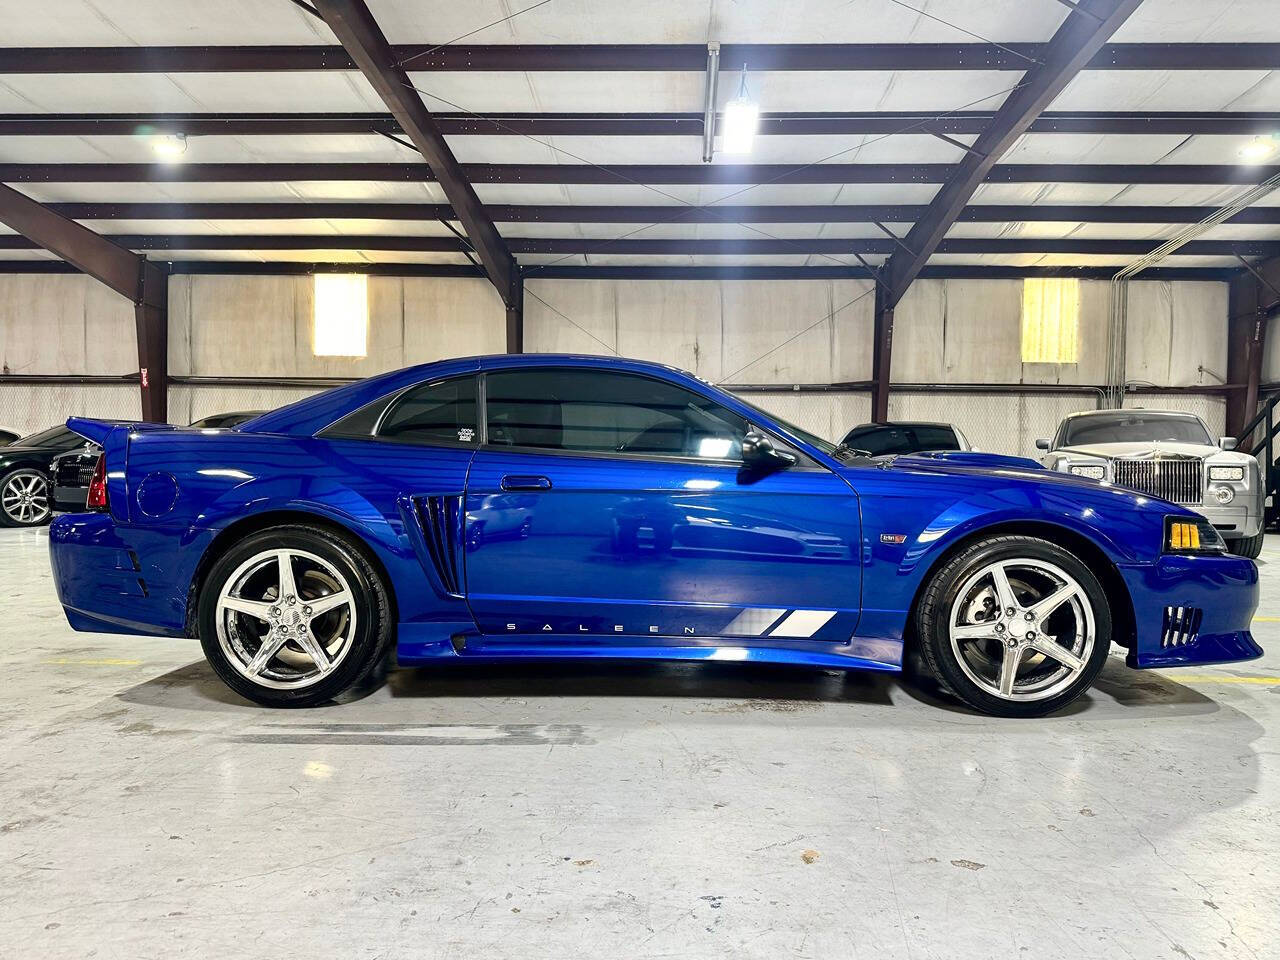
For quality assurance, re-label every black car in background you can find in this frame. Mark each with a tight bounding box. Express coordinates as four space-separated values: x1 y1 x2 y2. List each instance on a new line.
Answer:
0 426 90 527
52 411 264 512
840 421 972 457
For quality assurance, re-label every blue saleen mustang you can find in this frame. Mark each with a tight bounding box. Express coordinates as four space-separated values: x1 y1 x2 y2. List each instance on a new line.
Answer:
50 355 1261 717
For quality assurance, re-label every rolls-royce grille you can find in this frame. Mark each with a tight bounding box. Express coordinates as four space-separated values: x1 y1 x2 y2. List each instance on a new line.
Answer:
56 458 95 488
1111 458 1203 505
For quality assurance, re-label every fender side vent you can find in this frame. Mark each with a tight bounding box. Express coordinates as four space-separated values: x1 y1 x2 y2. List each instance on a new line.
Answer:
1162 606 1203 648
416 495 464 597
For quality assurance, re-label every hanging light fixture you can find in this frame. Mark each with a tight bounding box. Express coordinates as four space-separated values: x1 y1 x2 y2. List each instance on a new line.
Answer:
1238 135 1279 163
152 133 188 160
721 63 758 155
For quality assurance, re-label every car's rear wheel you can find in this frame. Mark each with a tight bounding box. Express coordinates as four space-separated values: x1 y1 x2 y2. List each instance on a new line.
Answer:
197 524 393 707
915 535 1112 718
0 469 52 527
1228 529 1264 559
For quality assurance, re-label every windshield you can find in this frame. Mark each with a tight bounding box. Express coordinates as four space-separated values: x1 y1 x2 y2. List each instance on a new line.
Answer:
14 426 72 448
1063 413 1211 447
730 394 838 456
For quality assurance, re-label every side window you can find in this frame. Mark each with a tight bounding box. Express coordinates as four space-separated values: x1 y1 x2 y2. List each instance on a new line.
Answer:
485 369 748 460
378 377 478 445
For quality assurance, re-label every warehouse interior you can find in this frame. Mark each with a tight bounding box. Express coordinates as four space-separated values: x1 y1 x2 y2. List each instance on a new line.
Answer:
2 1 1279 957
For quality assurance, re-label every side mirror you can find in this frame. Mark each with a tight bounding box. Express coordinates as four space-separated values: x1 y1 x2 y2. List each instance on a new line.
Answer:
1035 438 1050 450
1220 437 1238 451
741 431 796 472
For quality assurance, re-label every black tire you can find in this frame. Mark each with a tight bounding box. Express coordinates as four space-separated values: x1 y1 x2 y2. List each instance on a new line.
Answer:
0 468 52 528
197 524 393 707
914 535 1112 718
1228 530 1264 559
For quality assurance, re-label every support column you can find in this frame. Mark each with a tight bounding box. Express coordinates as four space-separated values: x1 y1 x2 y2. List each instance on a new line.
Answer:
870 282 894 424
135 261 169 423
506 273 524 354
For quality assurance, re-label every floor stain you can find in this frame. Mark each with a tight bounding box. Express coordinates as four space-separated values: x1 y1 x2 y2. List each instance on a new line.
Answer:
950 859 986 871
801 849 820 864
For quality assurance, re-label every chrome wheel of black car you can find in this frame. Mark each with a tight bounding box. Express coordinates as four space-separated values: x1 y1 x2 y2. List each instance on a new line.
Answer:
916 535 1112 718
198 524 394 707
0 470 51 526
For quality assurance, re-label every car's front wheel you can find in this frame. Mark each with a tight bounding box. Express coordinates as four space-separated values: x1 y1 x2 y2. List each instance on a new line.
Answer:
197 524 393 707
915 535 1112 717
1228 529 1264 559
0 469 52 527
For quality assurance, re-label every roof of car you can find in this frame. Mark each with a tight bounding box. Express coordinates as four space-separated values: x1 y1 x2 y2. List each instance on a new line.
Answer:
848 421 953 430
1062 408 1196 420
241 354 711 437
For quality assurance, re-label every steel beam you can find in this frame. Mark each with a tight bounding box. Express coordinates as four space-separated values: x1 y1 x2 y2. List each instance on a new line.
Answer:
40 200 1280 226
6 162 1277 185
7 110 1280 138
1 43 1277 73
882 0 1144 307
0 260 1237 281
312 0 518 314
2 234 1274 257
0 183 167 421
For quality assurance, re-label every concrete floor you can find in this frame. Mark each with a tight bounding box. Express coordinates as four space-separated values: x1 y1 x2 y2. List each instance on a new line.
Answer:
1 526 1277 960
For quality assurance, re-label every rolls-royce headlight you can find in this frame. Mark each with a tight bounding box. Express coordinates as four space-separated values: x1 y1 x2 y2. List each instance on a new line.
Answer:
1212 485 1235 504
1068 464 1106 480
1208 465 1245 482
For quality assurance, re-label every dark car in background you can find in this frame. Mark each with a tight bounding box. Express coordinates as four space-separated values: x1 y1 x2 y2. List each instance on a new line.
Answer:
0 428 21 446
0 425 91 527
840 421 971 457
52 411 264 512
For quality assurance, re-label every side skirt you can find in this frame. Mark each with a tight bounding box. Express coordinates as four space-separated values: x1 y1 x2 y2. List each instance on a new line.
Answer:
396 629 903 672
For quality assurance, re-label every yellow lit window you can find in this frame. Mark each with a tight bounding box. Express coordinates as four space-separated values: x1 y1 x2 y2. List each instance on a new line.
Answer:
313 274 369 357
1021 278 1079 364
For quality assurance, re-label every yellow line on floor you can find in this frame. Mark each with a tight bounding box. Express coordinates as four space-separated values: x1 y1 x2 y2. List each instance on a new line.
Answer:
1253 616 1280 622
1160 674 1280 685
42 658 143 666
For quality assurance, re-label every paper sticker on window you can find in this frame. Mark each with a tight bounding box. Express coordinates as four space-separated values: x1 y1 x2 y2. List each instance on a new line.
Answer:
458 427 475 442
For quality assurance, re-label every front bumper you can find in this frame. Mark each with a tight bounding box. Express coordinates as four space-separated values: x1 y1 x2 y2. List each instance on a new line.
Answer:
1195 499 1263 540
53 485 88 512
1119 553 1261 669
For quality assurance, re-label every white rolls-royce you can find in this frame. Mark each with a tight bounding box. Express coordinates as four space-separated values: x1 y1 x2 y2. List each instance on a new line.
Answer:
1037 409 1264 559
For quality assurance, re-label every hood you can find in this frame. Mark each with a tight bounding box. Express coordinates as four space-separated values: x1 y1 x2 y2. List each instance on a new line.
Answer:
893 450 1045 471
1056 440 1218 460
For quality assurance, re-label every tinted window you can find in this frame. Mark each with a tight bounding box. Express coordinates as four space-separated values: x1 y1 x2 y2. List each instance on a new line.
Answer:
15 426 76 448
377 377 478 445
843 425 958 456
485 369 747 460
1063 413 1211 447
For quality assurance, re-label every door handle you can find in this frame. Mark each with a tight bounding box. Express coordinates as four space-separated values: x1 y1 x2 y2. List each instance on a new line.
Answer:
501 474 552 491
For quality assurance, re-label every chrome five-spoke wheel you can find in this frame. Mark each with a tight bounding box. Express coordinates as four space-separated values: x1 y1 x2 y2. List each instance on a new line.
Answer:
916 535 1112 717
216 548 358 690
1 470 51 526
948 558 1094 702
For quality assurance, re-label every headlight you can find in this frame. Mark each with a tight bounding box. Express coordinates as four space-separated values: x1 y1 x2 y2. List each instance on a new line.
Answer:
1208 465 1245 482
1068 464 1106 480
1165 517 1226 554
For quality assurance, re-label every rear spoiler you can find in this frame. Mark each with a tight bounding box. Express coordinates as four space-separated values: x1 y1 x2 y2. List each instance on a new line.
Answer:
66 417 174 446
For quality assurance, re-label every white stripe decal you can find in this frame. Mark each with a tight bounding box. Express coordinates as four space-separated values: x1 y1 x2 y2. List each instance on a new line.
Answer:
768 609 836 638
723 607 788 636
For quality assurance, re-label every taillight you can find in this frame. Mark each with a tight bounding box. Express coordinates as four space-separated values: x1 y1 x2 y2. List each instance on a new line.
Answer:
86 455 108 510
